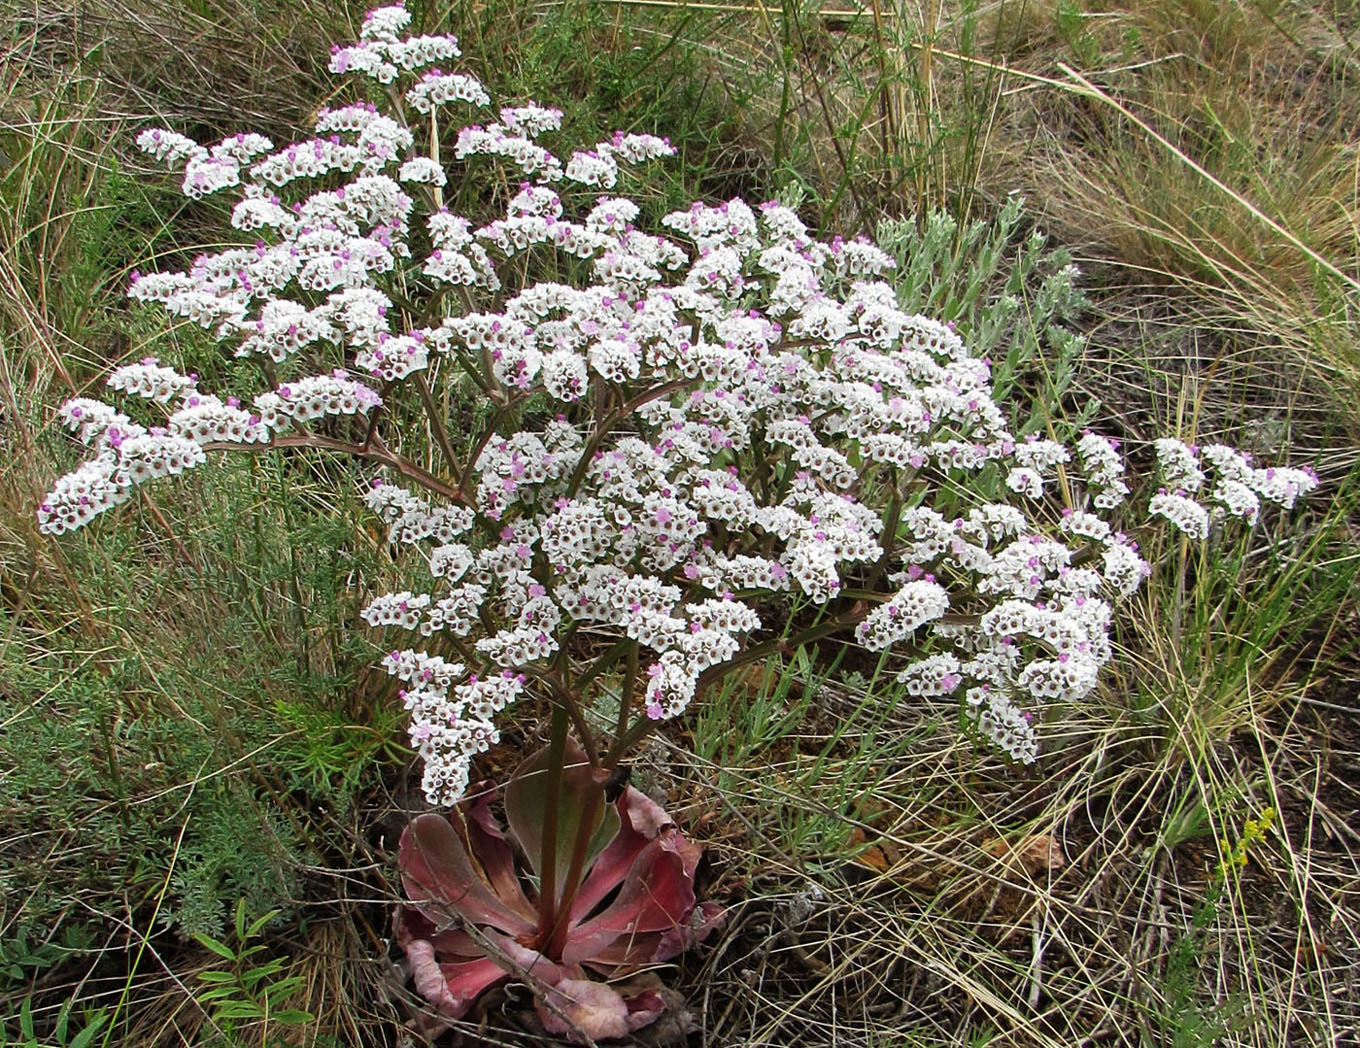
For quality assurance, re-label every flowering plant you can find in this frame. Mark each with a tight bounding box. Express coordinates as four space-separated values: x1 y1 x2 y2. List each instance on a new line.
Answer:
38 2 1318 1039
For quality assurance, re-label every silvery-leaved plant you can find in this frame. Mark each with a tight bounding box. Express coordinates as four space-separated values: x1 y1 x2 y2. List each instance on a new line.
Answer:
38 2 1319 1039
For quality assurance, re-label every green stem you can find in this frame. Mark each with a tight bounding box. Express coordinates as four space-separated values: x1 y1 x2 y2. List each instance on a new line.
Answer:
605 711 657 770
536 703 569 941
615 642 639 756
564 696 598 768
449 342 498 397
359 380 394 451
413 373 461 487
699 604 871 693
601 604 874 768
565 379 694 498
554 639 598 766
546 782 605 959
459 393 530 501
572 636 634 698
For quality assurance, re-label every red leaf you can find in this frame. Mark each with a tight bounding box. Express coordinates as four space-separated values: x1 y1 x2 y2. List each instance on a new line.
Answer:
623 987 667 1032
563 836 697 968
399 813 535 935
463 789 537 923
397 745 721 1037
654 900 725 962
567 788 660 924
404 938 509 1019
396 909 511 1020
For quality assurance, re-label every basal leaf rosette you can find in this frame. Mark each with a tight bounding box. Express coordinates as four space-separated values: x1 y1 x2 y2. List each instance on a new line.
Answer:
397 740 721 1041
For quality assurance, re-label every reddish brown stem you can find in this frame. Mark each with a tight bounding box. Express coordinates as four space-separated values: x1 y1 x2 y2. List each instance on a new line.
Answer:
204 433 471 505
546 782 606 959
535 703 570 943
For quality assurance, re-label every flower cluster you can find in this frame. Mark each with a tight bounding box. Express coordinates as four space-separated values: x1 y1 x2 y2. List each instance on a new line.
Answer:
1150 437 1317 533
42 2 1317 801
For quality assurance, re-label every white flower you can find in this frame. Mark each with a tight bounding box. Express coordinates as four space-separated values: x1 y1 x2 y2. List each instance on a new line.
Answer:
831 235 895 278
1058 510 1110 542
361 591 430 630
107 358 196 403
361 4 411 41
387 35 461 70
1077 431 1127 504
1148 490 1210 540
1213 479 1260 522
1014 437 1070 472
1005 467 1044 499
59 399 134 445
564 150 619 188
137 128 205 166
330 41 398 82
356 333 432 381
856 581 950 650
38 455 130 535
406 72 490 113
973 690 1037 764
181 155 241 198
500 104 563 137
168 395 269 444
1250 465 1318 508
398 157 446 186
115 433 207 484
1101 540 1150 597
1154 438 1205 492
896 653 963 696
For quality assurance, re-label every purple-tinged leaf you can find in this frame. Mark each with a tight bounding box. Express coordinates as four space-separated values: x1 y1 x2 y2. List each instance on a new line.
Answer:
397 743 721 1037
562 836 697 968
396 909 510 1020
621 986 668 1032
399 812 535 935
568 786 673 924
404 938 508 1019
654 900 725 962
463 788 537 923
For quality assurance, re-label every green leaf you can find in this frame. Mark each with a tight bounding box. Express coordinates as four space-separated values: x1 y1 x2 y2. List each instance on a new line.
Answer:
234 898 247 942
261 976 303 1002
239 957 286 986
197 986 244 1002
213 1000 267 1020
245 909 280 940
503 737 617 904
196 971 239 984
69 1011 109 1048
193 933 237 962
19 998 34 1042
270 1009 315 1024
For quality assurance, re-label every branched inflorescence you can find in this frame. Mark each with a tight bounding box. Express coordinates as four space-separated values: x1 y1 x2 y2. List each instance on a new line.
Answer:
41 2 1318 803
